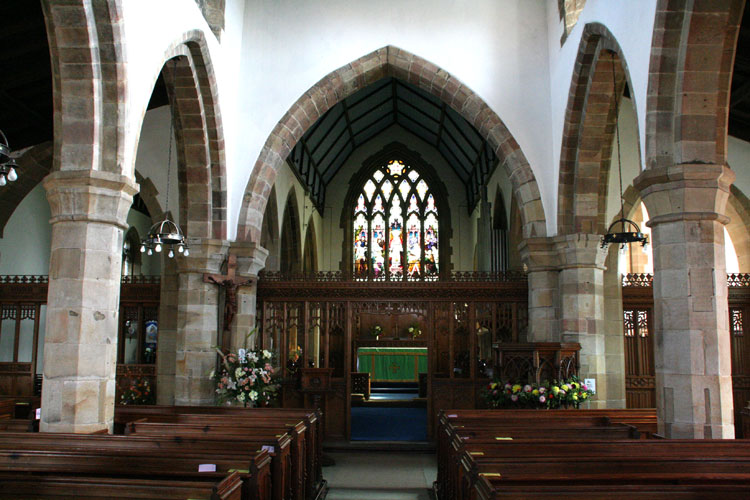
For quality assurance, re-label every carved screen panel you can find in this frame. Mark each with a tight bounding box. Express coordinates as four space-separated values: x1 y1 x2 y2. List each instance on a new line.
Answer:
453 302 470 378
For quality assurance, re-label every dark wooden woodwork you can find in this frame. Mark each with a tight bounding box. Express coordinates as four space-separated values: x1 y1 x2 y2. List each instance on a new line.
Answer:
257 271 528 440
0 275 160 402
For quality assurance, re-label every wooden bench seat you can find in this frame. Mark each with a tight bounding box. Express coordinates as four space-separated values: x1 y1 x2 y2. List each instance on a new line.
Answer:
0 432 272 500
0 471 244 500
115 405 325 499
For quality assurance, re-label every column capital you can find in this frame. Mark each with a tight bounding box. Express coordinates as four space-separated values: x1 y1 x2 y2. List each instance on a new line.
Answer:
553 233 607 271
634 163 735 226
518 236 559 272
43 170 139 229
230 241 269 279
177 238 231 274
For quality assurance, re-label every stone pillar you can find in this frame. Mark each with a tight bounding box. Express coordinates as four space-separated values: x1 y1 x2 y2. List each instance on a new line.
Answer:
555 233 608 408
230 242 269 351
519 237 559 342
41 170 138 433
602 244 627 408
174 239 230 406
156 257 179 405
635 164 735 438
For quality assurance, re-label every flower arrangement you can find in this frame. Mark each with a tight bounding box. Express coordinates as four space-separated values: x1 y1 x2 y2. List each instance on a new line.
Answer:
481 375 594 409
212 331 279 407
370 325 383 337
119 377 155 405
408 323 422 339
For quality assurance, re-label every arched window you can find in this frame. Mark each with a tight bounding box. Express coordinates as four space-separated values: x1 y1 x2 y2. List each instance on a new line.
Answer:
353 159 439 280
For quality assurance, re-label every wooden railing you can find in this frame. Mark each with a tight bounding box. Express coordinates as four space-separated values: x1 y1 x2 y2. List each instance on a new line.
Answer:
623 273 750 288
492 342 581 385
258 270 528 282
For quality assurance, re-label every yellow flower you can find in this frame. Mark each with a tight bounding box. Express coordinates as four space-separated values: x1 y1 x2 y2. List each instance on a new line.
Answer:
561 384 570 391
581 393 588 399
572 394 579 401
512 384 522 393
532 389 539 396
552 386 560 395
490 383 497 390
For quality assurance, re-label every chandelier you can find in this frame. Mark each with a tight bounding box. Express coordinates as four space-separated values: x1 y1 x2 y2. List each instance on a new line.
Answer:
0 130 19 186
141 60 189 259
601 59 648 252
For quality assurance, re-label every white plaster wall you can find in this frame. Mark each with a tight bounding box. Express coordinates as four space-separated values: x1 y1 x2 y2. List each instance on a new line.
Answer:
319 125 474 272
728 136 750 198
117 0 658 240
605 97 641 225
0 185 51 275
133 107 180 225
546 0 657 235
236 0 553 239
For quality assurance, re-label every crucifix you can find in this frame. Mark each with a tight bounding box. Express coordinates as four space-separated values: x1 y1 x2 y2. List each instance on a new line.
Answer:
203 254 253 341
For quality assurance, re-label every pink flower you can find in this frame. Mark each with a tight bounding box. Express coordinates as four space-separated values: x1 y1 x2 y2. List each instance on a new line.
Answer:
582 385 588 391
264 363 273 371
511 394 518 402
504 383 512 390
538 387 546 394
492 390 498 395
539 395 546 403
523 384 532 393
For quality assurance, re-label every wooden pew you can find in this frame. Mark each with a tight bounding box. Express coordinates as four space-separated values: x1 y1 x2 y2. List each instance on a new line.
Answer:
115 405 325 499
125 419 294 500
126 414 310 500
0 471 245 500
0 398 14 420
0 432 272 500
459 444 750 500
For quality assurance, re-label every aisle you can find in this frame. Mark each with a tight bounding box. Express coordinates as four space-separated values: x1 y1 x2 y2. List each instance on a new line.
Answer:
323 451 436 500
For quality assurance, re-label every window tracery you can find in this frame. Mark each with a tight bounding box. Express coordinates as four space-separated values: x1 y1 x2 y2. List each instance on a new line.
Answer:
353 160 439 281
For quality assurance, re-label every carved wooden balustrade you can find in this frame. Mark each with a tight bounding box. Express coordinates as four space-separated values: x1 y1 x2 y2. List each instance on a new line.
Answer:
491 342 581 385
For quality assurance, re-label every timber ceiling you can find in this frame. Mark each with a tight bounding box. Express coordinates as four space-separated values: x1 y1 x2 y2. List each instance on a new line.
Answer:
288 77 498 214
729 5 750 143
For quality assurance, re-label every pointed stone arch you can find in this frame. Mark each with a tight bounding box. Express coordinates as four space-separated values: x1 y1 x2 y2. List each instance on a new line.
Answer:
303 216 318 274
132 31 228 240
236 45 546 243
260 185 280 272
558 23 641 235
42 0 127 174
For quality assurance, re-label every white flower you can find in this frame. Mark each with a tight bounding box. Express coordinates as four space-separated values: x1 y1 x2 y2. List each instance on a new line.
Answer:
237 392 246 401
262 350 272 359
209 369 215 379
235 367 244 378
249 390 258 401
247 352 259 363
226 379 237 390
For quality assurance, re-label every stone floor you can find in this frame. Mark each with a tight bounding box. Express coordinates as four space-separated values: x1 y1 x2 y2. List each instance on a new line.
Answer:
323 451 436 500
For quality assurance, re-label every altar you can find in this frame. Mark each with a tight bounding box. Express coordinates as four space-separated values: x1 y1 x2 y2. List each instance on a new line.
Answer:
356 347 428 383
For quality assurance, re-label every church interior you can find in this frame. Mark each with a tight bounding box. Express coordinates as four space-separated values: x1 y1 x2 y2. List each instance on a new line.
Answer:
1 0 750 498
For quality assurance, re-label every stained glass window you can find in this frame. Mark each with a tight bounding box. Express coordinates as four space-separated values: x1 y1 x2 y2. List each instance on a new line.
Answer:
352 159 440 280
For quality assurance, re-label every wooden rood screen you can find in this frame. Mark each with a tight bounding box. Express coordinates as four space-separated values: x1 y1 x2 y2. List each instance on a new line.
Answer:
256 271 529 439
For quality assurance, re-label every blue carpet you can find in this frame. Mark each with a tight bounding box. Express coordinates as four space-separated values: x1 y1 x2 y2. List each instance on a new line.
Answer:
351 407 427 441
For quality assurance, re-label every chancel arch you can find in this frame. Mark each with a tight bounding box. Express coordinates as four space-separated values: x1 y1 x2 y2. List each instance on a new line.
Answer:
236 45 547 245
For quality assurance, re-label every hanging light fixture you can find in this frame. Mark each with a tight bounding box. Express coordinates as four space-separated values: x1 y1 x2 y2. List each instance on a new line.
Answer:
141 60 189 259
0 130 19 187
601 57 648 252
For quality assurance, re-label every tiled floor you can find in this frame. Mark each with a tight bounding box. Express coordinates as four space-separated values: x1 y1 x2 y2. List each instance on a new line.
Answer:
323 451 436 500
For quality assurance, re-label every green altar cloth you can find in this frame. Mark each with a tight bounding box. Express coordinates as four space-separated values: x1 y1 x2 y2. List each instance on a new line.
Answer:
357 347 428 382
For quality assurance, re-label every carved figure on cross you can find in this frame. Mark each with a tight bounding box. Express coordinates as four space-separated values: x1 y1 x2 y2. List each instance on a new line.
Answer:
203 254 253 332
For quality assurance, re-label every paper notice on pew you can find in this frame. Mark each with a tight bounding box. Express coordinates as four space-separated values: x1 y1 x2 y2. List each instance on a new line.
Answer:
198 464 216 472
262 445 275 453
35 408 40 420
447 414 458 418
